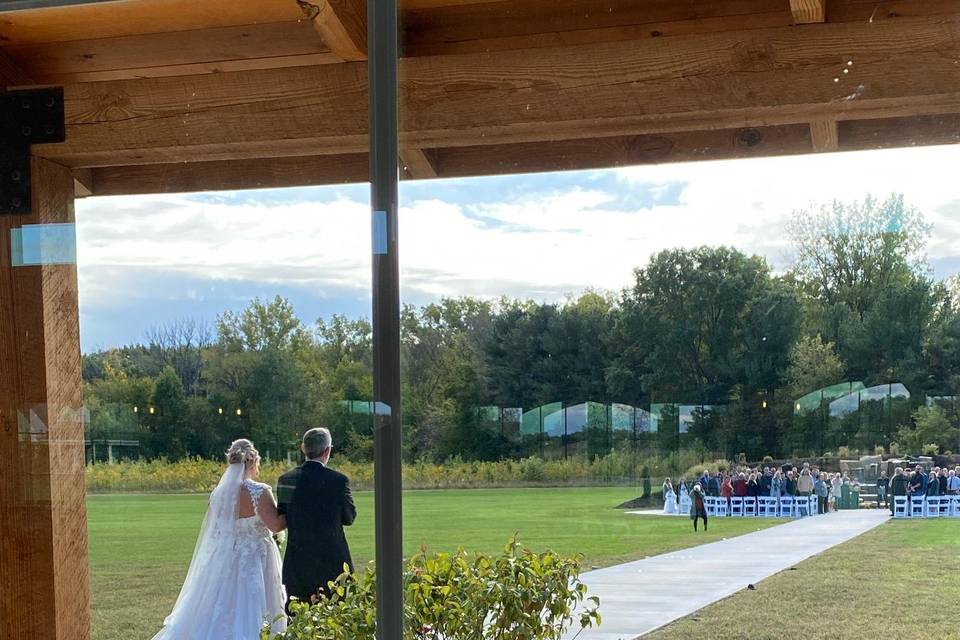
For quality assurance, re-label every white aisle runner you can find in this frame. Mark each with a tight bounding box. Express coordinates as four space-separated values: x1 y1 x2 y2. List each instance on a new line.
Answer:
563 510 890 640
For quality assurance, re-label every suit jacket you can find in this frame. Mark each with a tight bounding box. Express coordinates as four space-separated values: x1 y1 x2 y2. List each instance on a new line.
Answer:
276 462 357 603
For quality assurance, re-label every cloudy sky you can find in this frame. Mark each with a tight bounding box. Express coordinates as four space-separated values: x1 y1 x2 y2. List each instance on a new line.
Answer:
75 144 960 352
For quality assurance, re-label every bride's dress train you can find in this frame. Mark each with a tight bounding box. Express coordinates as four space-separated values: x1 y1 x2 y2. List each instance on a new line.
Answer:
152 464 287 640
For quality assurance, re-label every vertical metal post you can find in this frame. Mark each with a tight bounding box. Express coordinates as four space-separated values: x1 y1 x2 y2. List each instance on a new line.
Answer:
368 0 402 638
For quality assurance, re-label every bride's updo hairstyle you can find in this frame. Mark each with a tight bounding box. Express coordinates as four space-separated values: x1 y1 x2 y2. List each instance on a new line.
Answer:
226 439 260 466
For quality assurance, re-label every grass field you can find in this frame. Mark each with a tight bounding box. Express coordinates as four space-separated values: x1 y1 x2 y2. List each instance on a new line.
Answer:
88 487 783 640
646 519 960 639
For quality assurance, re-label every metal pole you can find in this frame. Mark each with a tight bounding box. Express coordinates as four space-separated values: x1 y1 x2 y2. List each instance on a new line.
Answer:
368 0 403 637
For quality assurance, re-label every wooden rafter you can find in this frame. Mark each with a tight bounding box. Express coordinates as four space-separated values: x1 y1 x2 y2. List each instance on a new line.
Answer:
34 14 960 169
401 149 438 179
0 48 32 88
810 120 839 152
790 0 826 24
301 0 368 62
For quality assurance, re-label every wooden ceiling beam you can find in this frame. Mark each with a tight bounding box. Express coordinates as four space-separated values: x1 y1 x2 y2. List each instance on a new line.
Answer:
4 21 338 84
85 113 960 195
303 0 368 62
790 0 827 24
34 13 960 168
0 48 32 88
401 149 439 180
810 120 839 152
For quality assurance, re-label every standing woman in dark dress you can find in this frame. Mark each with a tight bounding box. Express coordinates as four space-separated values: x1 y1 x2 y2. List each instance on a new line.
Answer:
690 484 708 532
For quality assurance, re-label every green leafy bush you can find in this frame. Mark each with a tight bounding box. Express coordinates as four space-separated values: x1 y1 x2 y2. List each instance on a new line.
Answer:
267 538 600 640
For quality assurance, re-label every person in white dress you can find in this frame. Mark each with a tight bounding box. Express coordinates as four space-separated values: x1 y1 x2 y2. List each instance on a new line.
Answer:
662 478 678 515
151 439 288 640
678 477 692 514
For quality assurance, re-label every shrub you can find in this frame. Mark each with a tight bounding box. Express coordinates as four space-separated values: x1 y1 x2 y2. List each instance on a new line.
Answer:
922 443 940 456
838 446 851 459
888 442 900 456
268 538 601 640
874 445 885 456
762 455 774 465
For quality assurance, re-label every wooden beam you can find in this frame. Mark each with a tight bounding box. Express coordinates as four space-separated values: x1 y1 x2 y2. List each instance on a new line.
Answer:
35 13 960 168
0 48 32 88
90 154 369 196
73 169 94 198
4 21 338 84
83 114 960 195
305 0 368 62
810 120 839 152
0 157 89 640
0 0 303 45
790 0 827 24
400 148 438 179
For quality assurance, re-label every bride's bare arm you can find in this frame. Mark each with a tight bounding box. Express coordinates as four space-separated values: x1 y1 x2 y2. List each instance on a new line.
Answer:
257 487 287 533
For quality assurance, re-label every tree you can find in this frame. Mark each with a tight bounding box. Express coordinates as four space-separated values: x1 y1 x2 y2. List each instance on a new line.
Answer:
786 335 846 398
897 405 959 454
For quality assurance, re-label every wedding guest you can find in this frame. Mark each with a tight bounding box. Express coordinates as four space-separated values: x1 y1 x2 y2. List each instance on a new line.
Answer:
925 472 940 497
830 473 843 511
909 465 927 497
707 471 721 497
948 469 960 496
760 467 773 495
797 468 814 497
876 471 889 508
747 473 761 498
814 473 829 514
690 484 708 532
721 474 733 513
771 470 784 497
938 468 948 495
784 471 797 496
733 473 748 497
889 467 908 515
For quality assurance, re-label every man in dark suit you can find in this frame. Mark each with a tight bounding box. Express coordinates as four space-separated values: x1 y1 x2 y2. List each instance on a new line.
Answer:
277 427 357 611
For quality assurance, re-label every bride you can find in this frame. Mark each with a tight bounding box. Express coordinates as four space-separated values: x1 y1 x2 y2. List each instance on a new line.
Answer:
662 477 678 515
152 439 288 639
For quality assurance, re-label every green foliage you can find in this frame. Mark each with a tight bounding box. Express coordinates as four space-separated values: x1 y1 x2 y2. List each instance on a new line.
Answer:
897 406 959 455
268 539 600 640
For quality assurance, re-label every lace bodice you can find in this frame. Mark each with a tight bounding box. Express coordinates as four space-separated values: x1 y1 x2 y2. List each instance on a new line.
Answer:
239 479 273 540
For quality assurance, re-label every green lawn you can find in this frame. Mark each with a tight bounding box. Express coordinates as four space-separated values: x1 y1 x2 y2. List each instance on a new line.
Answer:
646 519 960 639
88 487 783 640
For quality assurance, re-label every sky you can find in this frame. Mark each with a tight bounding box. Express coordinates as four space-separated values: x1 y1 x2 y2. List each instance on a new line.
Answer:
75 145 960 352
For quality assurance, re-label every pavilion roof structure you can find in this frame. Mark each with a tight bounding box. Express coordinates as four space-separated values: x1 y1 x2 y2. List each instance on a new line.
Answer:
1 0 958 196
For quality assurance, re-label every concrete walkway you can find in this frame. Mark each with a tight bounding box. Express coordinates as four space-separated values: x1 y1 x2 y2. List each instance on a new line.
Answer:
562 510 889 640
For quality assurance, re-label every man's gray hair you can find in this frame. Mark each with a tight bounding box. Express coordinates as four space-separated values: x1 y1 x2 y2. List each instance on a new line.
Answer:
302 427 332 459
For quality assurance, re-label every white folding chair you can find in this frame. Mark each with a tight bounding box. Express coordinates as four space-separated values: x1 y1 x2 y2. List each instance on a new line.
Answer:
743 497 757 517
910 496 925 518
795 497 810 517
704 496 716 517
926 496 940 518
938 497 951 517
893 495 908 518
730 497 744 517
715 498 729 517
951 496 960 517
779 496 795 518
810 496 819 515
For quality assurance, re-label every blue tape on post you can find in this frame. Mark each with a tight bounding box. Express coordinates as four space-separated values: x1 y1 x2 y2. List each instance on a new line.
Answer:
372 210 388 255
10 223 77 266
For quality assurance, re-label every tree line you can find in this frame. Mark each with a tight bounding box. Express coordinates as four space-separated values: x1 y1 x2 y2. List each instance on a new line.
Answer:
83 195 960 462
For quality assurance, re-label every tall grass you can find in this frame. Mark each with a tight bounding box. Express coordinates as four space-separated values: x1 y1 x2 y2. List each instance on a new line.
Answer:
86 449 722 493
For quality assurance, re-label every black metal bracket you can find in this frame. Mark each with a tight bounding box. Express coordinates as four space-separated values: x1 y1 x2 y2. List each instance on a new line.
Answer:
1 88 66 216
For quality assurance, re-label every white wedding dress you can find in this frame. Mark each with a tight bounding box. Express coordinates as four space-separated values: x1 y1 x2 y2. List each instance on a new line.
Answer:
663 485 678 514
152 463 287 640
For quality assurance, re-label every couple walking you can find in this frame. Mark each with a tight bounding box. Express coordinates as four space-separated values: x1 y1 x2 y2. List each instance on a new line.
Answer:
151 428 356 639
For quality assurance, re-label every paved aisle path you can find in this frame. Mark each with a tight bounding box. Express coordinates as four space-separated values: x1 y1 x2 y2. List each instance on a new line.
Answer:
563 510 889 640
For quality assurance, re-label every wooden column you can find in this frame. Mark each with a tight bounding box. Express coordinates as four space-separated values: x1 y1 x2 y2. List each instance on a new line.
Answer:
0 157 89 640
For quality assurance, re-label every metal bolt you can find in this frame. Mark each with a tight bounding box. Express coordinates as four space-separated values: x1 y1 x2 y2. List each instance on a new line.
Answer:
11 197 22 209
10 171 21 182
45 97 56 108
21 125 32 136
21 99 31 110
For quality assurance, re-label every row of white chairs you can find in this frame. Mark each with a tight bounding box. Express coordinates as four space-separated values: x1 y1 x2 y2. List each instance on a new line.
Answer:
701 495 821 518
892 495 960 518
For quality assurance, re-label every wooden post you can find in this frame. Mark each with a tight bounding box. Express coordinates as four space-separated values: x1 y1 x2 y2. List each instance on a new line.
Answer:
0 157 89 640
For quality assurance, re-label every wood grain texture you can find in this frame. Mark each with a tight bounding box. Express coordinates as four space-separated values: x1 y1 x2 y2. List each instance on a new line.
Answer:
311 0 368 61
401 148 439 179
404 0 794 56
790 0 827 23
33 13 960 168
4 21 338 84
0 46 31 87
810 119 839 151
0 157 88 640
0 0 303 45
840 113 960 150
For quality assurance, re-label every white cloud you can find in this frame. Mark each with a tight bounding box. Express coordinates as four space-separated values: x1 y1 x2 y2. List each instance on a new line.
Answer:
76 145 960 316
